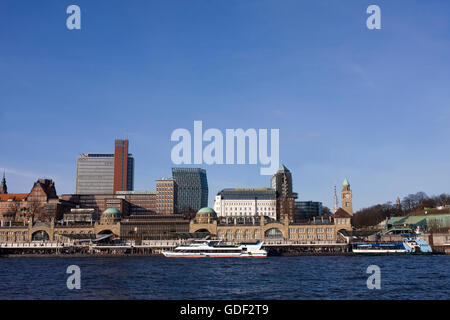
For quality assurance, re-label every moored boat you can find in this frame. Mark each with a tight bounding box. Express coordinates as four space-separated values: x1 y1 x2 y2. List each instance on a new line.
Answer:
162 239 267 258
352 237 433 255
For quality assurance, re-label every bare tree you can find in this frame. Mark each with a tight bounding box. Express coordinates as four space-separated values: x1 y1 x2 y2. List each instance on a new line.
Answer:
26 200 45 221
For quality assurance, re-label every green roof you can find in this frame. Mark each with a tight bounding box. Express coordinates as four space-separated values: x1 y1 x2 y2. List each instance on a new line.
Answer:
103 208 121 215
389 214 450 229
343 178 350 186
197 207 215 214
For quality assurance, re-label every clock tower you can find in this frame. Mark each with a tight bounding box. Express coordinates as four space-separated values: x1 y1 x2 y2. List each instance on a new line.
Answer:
341 178 353 215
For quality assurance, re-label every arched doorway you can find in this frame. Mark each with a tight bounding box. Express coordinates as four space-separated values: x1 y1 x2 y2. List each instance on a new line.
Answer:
193 228 211 239
264 228 284 240
96 229 114 242
32 230 50 241
98 229 113 235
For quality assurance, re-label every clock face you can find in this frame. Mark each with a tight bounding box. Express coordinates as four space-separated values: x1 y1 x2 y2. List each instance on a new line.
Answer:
344 194 350 199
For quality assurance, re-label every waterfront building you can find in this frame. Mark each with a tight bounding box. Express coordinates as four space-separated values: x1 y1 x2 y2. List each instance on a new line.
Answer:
62 178 179 216
76 139 134 194
389 213 450 232
295 201 323 220
156 178 177 214
0 208 120 243
172 168 208 213
63 208 98 224
341 178 353 215
60 194 127 216
0 179 71 225
190 207 352 242
120 214 190 241
115 191 157 215
213 188 277 220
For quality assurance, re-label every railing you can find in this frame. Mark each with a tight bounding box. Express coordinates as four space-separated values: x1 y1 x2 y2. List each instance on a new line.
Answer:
0 239 348 250
262 240 346 246
0 242 70 248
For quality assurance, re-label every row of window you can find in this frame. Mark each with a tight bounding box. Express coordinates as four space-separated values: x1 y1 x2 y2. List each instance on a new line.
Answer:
288 234 334 240
289 228 334 234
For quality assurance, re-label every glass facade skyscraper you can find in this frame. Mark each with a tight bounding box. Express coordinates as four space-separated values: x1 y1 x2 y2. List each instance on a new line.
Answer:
172 168 208 212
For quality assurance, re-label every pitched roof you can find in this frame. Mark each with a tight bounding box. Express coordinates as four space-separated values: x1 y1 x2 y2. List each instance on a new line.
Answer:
0 193 28 202
30 179 57 199
343 178 350 186
277 164 290 172
333 208 352 218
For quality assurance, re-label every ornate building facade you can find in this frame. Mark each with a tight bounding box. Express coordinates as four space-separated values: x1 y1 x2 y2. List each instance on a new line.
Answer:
190 207 352 242
0 179 71 225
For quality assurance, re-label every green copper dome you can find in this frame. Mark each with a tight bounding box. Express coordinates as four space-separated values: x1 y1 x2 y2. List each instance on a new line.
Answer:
197 207 215 214
103 208 121 215
343 178 350 186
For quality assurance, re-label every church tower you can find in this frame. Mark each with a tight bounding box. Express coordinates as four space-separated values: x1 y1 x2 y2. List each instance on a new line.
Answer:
341 178 353 215
0 171 7 194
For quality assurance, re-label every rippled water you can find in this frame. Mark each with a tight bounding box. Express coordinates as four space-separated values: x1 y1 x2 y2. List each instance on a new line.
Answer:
0 255 448 299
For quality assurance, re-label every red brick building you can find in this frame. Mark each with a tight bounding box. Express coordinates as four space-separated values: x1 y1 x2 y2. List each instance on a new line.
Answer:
0 178 71 225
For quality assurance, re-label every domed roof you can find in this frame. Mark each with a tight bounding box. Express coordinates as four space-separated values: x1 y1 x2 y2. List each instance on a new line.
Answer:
195 207 217 223
197 207 215 214
103 208 121 215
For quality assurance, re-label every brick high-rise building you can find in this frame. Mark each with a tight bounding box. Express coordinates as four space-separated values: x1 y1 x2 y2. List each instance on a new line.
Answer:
113 139 133 193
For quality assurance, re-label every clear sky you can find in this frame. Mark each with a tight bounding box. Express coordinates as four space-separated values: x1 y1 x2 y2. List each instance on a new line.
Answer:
1 0 449 211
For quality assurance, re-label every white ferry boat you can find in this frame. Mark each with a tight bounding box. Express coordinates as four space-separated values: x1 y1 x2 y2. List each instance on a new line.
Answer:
352 237 433 255
162 240 267 258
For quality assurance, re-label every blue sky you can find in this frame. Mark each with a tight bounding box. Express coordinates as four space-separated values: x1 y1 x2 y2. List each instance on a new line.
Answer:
1 0 449 210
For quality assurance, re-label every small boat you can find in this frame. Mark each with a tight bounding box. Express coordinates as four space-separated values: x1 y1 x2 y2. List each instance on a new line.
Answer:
162 239 267 258
352 237 432 255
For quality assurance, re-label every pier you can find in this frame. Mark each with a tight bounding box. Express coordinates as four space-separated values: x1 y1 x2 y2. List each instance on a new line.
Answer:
0 239 350 256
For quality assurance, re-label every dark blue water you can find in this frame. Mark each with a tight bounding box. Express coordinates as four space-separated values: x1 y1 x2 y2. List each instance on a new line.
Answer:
0 256 448 299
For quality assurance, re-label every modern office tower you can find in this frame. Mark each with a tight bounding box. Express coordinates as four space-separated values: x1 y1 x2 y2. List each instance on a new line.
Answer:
76 139 134 194
171 168 208 212
294 201 323 221
156 178 177 214
113 139 134 193
214 188 277 220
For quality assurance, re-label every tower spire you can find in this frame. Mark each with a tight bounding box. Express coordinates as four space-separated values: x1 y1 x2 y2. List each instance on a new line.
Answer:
0 170 7 194
332 182 338 213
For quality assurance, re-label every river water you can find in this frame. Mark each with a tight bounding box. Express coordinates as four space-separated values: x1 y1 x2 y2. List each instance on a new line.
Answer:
0 255 448 299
